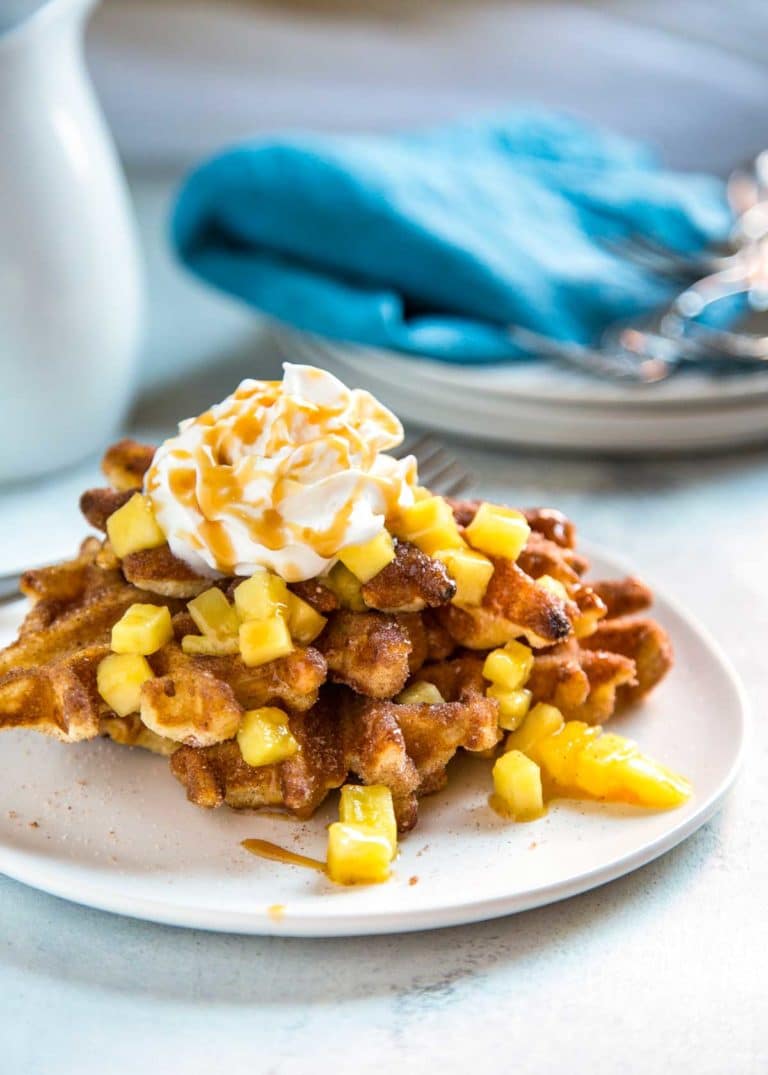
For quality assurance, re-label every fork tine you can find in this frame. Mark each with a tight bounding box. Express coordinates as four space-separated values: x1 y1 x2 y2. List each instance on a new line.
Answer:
420 458 468 489
417 448 453 480
396 433 473 496
403 436 445 469
440 473 474 498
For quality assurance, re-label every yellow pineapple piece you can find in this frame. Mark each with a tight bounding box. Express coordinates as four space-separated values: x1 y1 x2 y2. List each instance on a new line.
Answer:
326 823 392 885
111 603 173 656
464 502 530 561
97 653 154 717
505 702 564 754
337 530 396 583
575 734 692 808
413 526 460 554
181 634 240 657
435 546 494 607
285 592 327 645
536 574 569 602
394 494 456 536
488 685 533 731
238 616 294 667
573 732 634 798
529 721 600 788
410 525 464 558
492 750 544 820
392 495 464 556
234 571 289 622
324 562 367 611
237 706 299 766
106 493 166 558
483 639 534 690
573 608 603 639
187 587 239 640
396 681 445 705
339 785 397 858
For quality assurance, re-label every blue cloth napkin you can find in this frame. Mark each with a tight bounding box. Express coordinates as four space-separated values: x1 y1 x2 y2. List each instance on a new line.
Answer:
172 111 731 363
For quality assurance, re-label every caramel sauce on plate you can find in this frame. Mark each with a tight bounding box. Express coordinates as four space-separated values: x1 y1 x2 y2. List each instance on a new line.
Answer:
241 838 326 874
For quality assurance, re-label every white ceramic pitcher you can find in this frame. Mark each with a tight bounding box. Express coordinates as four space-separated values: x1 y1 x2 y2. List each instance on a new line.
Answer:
0 0 142 483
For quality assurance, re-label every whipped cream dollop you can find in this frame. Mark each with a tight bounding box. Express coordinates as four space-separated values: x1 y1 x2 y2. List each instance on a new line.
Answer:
144 364 418 582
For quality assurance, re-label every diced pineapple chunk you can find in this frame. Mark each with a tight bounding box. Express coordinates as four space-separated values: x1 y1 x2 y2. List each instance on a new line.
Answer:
394 495 455 536
492 750 544 820
239 616 294 667
181 634 240 657
285 592 327 645
505 702 564 755
435 546 494 607
488 685 533 731
326 823 393 885
187 587 239 640
396 681 445 705
237 707 299 766
324 562 367 611
234 571 289 622
506 712 691 810
464 502 530 561
409 525 465 557
483 639 534 690
337 531 396 583
573 608 603 639
97 653 154 717
529 720 600 788
392 496 464 556
536 574 569 602
106 493 166 558
575 734 692 808
111 603 173 656
339 785 397 858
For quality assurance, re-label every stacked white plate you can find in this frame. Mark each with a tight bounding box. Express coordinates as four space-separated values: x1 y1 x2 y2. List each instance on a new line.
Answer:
274 326 768 453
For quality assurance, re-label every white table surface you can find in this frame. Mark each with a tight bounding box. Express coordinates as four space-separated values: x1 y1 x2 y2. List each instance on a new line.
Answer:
1 174 766 1072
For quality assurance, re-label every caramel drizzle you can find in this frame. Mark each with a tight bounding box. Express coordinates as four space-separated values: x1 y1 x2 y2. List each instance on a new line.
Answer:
241 838 326 874
145 377 411 575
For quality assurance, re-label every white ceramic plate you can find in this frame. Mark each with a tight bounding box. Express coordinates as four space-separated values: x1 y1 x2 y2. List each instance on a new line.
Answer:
276 328 768 454
0 547 745 936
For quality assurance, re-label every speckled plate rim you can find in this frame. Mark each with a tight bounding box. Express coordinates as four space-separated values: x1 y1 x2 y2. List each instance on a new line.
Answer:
0 546 747 937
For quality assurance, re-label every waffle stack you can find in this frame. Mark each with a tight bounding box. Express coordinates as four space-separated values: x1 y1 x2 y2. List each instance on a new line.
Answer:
0 441 672 833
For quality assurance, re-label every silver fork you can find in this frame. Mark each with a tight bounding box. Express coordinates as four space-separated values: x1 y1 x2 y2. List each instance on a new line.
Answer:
0 436 474 605
610 153 768 281
398 432 474 496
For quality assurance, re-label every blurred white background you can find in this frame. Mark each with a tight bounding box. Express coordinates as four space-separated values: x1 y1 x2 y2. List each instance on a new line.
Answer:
88 0 768 173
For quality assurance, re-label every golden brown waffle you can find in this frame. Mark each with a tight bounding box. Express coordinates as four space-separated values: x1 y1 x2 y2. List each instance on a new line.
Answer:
100 714 178 756
315 610 412 698
170 699 347 816
101 438 155 491
436 555 575 650
121 546 211 599
581 616 673 704
527 640 637 725
339 686 500 830
0 439 674 834
360 540 456 612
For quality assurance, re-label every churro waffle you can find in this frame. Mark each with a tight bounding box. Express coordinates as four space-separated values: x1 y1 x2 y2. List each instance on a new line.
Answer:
0 366 686 884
